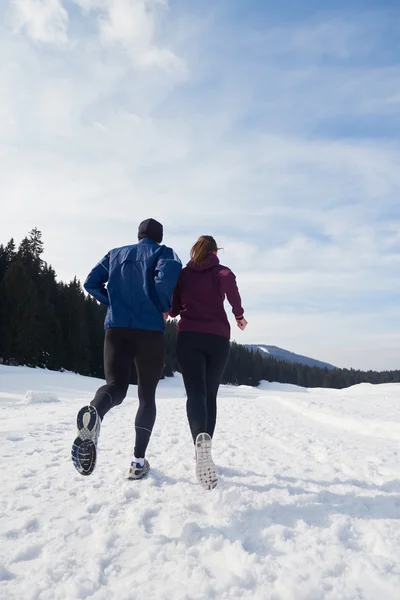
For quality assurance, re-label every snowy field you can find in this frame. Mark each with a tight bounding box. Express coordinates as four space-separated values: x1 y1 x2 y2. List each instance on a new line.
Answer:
1 365 400 600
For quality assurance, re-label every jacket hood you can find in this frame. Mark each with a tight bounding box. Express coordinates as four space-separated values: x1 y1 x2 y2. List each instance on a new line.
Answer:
187 252 219 272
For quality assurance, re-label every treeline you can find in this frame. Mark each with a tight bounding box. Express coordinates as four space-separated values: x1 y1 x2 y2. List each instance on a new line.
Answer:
0 229 106 377
223 344 400 389
0 229 399 389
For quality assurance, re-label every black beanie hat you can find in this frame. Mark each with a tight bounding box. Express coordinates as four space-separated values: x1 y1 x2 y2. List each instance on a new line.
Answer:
138 218 163 244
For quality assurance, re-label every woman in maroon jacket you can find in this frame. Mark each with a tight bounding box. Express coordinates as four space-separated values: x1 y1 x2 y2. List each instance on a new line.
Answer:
170 235 247 490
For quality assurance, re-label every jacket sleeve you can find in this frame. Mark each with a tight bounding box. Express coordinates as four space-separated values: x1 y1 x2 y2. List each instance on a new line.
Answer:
219 268 244 319
83 253 110 306
169 277 182 318
154 248 182 312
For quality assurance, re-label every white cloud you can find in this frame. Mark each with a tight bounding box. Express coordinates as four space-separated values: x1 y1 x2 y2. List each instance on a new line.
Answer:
73 0 186 74
10 0 68 44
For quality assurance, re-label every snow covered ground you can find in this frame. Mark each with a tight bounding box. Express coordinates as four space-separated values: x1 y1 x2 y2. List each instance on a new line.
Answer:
1 365 400 600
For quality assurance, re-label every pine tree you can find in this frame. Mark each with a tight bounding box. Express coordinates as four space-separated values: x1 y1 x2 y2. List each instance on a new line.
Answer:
0 239 17 360
0 245 6 285
17 228 44 283
0 239 16 283
57 278 90 374
85 296 106 378
0 261 40 365
28 228 44 262
5 238 16 264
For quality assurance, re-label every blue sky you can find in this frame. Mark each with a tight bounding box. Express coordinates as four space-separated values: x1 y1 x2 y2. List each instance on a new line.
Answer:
1 0 399 370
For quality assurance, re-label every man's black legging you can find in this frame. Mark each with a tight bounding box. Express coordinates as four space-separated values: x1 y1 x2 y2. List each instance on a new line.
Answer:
176 332 230 442
91 328 164 458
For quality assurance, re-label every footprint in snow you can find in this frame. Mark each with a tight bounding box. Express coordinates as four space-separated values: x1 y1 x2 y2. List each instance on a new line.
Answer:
141 509 159 534
13 545 42 563
14 483 28 491
0 564 15 581
187 503 206 515
6 518 40 539
87 503 103 514
15 505 30 513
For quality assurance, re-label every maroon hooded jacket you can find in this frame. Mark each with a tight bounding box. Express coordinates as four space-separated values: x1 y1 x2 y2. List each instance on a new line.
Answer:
169 253 244 339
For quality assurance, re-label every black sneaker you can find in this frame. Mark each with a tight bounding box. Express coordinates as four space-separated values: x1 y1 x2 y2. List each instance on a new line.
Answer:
71 406 101 476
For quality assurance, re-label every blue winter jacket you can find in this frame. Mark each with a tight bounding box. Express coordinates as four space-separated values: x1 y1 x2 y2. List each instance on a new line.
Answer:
84 239 182 332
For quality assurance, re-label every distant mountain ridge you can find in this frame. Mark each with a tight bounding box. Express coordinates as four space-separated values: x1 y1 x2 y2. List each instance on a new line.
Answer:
245 345 337 370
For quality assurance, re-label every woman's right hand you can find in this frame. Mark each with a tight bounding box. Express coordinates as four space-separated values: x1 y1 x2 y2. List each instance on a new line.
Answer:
237 317 248 331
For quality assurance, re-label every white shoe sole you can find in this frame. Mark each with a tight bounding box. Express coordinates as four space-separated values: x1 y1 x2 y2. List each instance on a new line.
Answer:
195 433 218 490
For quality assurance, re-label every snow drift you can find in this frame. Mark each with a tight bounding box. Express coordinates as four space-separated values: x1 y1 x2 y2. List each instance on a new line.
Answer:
24 390 60 404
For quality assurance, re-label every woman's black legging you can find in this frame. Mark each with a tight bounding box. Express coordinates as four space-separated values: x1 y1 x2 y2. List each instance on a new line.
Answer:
176 331 230 442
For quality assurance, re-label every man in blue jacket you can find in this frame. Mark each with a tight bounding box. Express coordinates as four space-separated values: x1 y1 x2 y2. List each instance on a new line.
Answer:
71 218 182 480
